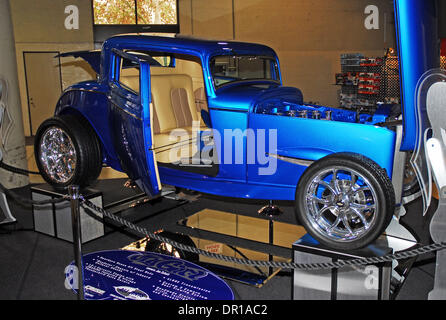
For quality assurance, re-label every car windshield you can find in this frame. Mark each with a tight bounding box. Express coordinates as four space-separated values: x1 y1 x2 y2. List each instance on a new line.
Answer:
210 55 280 88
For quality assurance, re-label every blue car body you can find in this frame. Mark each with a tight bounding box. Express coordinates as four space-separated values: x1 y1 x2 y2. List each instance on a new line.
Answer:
53 0 438 202
54 34 396 200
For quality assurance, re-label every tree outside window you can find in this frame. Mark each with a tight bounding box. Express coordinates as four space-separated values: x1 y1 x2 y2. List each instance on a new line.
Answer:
93 0 177 25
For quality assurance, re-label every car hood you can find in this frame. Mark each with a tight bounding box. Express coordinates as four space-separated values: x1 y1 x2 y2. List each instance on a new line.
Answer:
208 83 304 112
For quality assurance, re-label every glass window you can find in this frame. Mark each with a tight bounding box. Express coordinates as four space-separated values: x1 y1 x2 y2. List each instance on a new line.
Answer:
114 50 177 94
125 51 175 67
118 55 140 94
136 0 177 25
210 55 280 88
93 0 136 24
152 55 173 67
93 0 177 25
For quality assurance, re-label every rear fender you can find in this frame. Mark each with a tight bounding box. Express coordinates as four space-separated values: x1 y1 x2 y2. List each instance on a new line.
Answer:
55 97 122 171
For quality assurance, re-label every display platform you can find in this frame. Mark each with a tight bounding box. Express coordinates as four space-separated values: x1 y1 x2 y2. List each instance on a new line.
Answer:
125 208 307 287
30 182 188 242
65 250 234 300
292 229 419 300
31 184 104 243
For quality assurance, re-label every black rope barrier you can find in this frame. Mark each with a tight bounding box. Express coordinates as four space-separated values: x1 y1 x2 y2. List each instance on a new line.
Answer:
0 160 68 206
0 160 40 176
80 197 446 271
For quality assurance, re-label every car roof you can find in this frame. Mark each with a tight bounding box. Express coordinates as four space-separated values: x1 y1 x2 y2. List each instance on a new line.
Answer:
103 33 278 59
98 34 280 87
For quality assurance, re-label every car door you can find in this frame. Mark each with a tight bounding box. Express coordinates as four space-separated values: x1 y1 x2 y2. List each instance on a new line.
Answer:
108 49 161 197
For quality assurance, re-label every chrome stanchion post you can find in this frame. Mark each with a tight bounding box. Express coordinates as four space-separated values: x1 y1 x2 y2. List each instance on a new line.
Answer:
69 185 84 300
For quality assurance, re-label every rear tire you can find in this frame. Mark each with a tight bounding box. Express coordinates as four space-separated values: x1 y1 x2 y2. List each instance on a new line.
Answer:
34 114 102 190
295 153 395 250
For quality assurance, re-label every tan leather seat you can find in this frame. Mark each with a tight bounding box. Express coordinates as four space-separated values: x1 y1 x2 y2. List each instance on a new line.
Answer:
194 87 208 113
194 87 209 127
120 73 207 163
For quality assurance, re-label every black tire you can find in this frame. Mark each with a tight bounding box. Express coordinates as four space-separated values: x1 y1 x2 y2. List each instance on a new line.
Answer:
295 152 395 250
34 114 102 190
145 231 199 262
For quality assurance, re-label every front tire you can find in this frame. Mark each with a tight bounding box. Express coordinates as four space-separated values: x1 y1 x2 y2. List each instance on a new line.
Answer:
295 153 395 250
34 114 102 190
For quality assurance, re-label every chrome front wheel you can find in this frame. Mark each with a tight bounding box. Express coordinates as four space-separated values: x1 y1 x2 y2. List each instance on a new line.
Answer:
305 166 379 243
295 153 395 250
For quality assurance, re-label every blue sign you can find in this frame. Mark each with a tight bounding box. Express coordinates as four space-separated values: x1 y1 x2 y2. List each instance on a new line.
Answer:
65 250 234 300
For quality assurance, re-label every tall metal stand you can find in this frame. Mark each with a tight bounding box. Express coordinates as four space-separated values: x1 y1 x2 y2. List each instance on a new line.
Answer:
69 185 84 300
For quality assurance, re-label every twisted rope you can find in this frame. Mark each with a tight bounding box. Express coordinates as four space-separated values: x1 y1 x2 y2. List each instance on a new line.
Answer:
81 198 445 271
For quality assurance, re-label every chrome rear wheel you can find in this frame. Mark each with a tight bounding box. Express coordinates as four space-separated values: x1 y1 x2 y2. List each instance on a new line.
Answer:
34 115 102 190
39 127 77 184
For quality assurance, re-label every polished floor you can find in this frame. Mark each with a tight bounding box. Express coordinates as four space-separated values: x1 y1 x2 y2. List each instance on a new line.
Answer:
0 179 438 300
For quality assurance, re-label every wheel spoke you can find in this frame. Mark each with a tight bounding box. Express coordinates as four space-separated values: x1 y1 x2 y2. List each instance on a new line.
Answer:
351 186 371 194
351 173 358 188
341 214 354 235
315 205 336 220
350 203 375 211
328 213 343 232
318 180 337 195
351 207 370 229
307 194 332 205
331 169 342 194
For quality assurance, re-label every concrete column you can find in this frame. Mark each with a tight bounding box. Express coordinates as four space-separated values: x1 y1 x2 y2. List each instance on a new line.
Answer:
0 0 29 188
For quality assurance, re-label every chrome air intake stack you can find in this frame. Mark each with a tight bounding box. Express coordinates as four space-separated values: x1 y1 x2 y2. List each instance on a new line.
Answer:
298 110 308 118
324 110 332 120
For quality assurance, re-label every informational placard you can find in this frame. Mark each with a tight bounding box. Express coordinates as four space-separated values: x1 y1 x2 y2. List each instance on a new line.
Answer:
65 250 234 300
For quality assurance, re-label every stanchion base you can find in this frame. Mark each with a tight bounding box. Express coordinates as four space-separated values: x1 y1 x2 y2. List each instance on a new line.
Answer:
31 184 104 243
292 231 418 300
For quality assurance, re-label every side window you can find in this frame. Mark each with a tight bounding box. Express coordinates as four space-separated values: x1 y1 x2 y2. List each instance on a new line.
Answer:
111 50 175 95
152 55 173 67
118 56 140 94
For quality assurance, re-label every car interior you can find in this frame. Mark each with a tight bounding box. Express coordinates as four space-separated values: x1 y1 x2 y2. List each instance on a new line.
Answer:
119 51 218 176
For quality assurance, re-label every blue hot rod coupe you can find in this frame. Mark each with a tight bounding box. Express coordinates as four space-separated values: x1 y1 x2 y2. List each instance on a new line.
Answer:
34 1 438 250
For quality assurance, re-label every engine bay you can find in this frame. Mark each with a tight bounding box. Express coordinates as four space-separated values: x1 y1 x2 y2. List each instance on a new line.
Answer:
254 99 400 127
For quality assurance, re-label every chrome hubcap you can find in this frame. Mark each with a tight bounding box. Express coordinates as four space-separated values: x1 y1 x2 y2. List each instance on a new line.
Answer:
39 127 77 184
305 166 378 242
